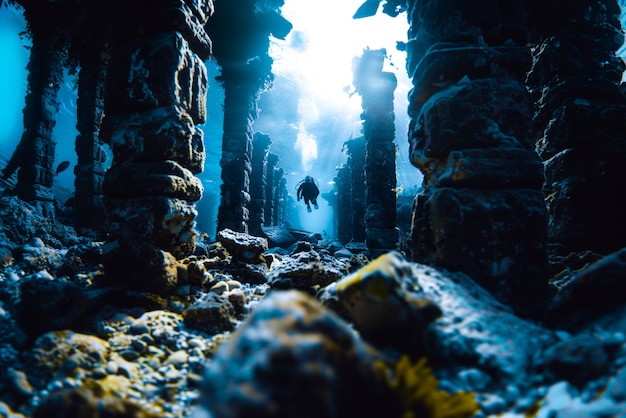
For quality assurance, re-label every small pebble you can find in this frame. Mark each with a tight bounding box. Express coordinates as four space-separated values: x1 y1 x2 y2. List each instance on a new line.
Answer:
59 355 81 376
109 312 134 326
187 372 204 388
32 270 55 280
163 366 183 382
132 338 148 353
147 345 166 359
187 338 204 349
120 350 140 361
226 280 242 290
8 368 33 396
129 321 150 335
165 350 189 368
105 361 119 375
91 368 107 379
228 289 247 313
115 359 139 379
189 347 204 358
147 358 162 369
139 333 155 345
210 281 229 295
479 393 507 415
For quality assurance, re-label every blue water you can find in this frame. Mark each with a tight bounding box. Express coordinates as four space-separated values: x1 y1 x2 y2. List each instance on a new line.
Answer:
0 1 423 239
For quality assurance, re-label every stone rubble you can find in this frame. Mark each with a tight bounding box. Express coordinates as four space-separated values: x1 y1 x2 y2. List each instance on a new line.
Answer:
1 206 626 417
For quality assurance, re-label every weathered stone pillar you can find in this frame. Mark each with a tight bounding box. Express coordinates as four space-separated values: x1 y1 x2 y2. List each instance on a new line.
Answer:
352 49 398 251
100 1 212 293
74 43 108 233
208 0 291 234
249 132 272 236
406 0 549 311
345 137 366 243
526 0 626 256
273 168 286 226
1 2 70 214
334 164 353 245
264 153 279 227
215 79 255 233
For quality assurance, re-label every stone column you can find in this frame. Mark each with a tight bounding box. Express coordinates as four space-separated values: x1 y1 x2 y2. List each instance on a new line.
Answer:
352 49 398 251
216 79 256 233
406 0 549 312
74 44 108 233
1 2 70 214
334 164 353 245
100 0 212 294
208 0 291 234
249 132 272 236
345 137 366 243
273 168 286 226
526 0 626 256
264 153 279 227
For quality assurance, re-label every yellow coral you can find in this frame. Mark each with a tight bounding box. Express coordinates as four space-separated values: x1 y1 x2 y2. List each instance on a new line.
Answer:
376 355 480 418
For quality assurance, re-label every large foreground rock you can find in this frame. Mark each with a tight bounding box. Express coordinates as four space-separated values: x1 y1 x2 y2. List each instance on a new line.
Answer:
193 290 390 418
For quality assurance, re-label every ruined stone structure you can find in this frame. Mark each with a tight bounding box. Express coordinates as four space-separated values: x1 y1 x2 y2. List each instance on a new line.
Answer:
264 153 280 227
1 1 72 215
5 0 626 302
99 0 213 293
404 0 550 310
345 137 367 243
249 132 272 236
73 2 110 232
333 164 353 245
208 0 291 234
2 1 113 233
352 49 399 251
275 173 288 226
526 0 626 256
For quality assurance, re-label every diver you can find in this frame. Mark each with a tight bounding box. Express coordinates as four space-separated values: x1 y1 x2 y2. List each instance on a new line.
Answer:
296 176 320 213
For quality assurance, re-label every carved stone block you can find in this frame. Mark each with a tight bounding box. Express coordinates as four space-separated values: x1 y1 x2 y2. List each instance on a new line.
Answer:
106 32 207 123
413 187 548 300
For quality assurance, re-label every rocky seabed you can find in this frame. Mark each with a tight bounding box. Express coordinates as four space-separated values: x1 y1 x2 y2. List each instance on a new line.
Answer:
1 195 626 418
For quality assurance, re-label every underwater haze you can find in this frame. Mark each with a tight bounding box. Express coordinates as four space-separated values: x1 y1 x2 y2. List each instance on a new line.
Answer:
1 0 421 238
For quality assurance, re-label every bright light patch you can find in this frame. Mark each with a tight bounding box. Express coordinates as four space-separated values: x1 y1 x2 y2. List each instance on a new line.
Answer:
294 121 318 172
267 0 410 183
273 0 406 102
297 96 320 124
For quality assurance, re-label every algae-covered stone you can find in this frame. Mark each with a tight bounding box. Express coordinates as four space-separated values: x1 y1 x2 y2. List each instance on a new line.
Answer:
195 290 391 418
32 379 161 418
30 331 109 386
335 251 441 352
268 250 349 292
183 292 236 335
217 228 268 264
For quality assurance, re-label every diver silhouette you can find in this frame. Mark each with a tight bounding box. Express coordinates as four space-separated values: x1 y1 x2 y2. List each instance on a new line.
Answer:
296 176 320 213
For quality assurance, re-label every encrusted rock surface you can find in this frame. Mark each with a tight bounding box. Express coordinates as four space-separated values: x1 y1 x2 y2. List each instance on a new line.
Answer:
352 48 399 251
194 290 391 418
1 189 626 418
527 0 626 256
100 1 211 295
404 0 550 316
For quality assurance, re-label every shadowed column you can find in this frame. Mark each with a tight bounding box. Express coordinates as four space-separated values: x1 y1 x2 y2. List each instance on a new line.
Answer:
405 0 549 313
100 0 213 293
